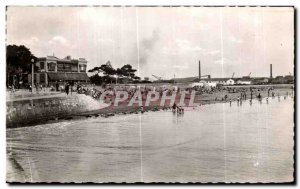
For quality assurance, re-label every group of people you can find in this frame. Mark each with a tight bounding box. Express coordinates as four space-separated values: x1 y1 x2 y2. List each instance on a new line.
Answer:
80 85 187 104
172 103 184 114
9 83 47 95
65 84 292 111
54 82 73 95
54 82 89 96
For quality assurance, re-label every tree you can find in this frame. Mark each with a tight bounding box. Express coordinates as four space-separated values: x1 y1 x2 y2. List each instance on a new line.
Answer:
88 61 140 85
100 61 116 76
89 74 103 85
120 64 136 76
6 45 37 87
88 61 116 75
88 66 102 74
119 64 139 81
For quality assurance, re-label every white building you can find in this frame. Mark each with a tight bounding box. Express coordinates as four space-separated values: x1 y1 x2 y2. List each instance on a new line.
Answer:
236 79 252 85
28 55 89 86
226 79 235 85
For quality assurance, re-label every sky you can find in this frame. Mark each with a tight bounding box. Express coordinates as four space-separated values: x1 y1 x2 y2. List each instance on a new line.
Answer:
6 6 294 79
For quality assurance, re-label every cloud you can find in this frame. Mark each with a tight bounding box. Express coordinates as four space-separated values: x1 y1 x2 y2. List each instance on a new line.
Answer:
228 36 243 44
98 38 116 45
203 50 220 55
139 28 161 66
163 39 203 55
173 65 189 69
214 57 237 65
21 37 39 46
163 40 221 57
158 64 168 68
175 39 203 52
48 36 71 47
77 7 115 27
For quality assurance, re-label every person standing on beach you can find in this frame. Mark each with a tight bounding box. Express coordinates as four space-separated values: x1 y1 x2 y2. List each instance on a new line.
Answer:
65 83 70 95
56 82 59 92
10 84 15 95
172 103 177 112
224 94 228 101
70 81 74 95
141 106 144 113
257 93 262 100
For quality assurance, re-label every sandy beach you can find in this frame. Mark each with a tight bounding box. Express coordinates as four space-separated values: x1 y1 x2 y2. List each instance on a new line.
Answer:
75 84 294 118
6 84 294 128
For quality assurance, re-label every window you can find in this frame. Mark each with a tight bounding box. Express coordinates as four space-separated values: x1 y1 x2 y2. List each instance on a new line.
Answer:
71 64 78 72
40 73 45 82
79 64 86 72
40 62 45 70
64 64 71 71
57 63 64 72
47 62 56 72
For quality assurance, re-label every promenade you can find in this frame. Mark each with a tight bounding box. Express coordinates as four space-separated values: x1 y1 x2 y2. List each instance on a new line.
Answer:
7 89 72 102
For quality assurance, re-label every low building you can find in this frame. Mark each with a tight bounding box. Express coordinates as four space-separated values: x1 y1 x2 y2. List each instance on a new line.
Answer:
189 81 216 88
252 77 269 85
236 79 252 85
226 79 235 85
28 55 90 86
204 78 234 86
284 75 294 84
191 77 234 86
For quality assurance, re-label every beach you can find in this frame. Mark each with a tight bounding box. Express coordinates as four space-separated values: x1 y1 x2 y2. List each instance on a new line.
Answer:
6 84 293 128
78 84 294 115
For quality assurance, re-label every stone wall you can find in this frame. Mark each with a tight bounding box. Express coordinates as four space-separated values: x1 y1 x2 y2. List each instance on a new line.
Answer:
6 94 108 128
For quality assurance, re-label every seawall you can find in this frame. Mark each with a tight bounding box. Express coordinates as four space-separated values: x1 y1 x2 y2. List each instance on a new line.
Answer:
6 94 108 128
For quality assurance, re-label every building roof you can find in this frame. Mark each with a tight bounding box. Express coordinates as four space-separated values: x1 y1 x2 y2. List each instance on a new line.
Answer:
48 73 90 81
237 78 252 81
37 56 87 64
210 78 233 81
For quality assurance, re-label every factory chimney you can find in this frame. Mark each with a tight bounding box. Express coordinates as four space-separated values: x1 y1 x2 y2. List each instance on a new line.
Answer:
199 60 201 81
270 64 273 79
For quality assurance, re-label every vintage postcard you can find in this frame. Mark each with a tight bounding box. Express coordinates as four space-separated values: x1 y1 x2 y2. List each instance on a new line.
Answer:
6 6 294 183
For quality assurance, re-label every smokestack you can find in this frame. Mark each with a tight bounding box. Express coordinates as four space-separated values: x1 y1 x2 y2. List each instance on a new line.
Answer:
199 60 201 81
270 64 273 78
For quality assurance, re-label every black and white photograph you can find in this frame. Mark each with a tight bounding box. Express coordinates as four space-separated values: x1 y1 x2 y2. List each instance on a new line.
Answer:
5 5 295 184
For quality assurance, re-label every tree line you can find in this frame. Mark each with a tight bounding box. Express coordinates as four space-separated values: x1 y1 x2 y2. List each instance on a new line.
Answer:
88 61 150 85
6 45 37 88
